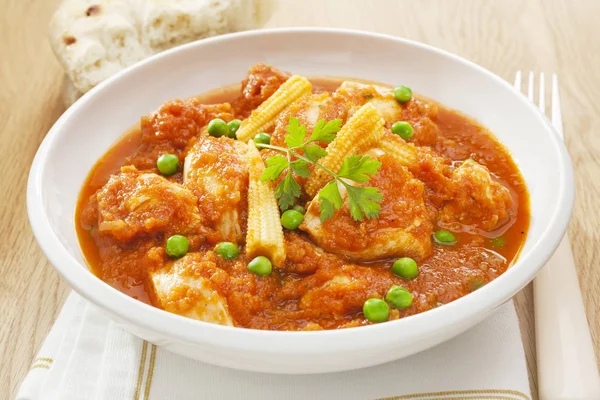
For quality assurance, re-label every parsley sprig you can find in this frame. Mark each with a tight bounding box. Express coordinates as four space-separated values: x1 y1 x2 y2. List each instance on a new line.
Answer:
258 116 383 222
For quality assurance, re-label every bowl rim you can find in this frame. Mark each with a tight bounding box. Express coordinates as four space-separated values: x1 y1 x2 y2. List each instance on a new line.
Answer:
27 27 574 354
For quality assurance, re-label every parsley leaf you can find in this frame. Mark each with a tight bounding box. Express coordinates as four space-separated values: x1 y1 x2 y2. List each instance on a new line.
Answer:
303 144 328 163
308 119 342 144
337 155 382 183
260 155 289 182
345 186 383 221
262 116 384 221
275 171 301 210
285 116 307 148
318 181 343 222
290 159 310 178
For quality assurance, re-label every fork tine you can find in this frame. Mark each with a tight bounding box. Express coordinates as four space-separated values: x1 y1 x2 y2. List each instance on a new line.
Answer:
551 74 564 140
515 71 562 139
514 71 522 90
539 72 546 115
528 71 535 101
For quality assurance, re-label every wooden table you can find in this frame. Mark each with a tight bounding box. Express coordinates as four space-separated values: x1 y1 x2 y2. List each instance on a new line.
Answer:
2 0 599 398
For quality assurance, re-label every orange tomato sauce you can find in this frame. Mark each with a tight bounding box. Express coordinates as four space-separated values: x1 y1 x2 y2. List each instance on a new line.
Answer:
76 72 529 330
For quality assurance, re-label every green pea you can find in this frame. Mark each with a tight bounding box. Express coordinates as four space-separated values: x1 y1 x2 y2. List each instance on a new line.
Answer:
214 242 240 260
434 229 457 245
156 154 179 176
363 298 389 322
393 85 413 103
248 256 272 276
207 118 228 137
253 133 271 146
468 277 485 292
281 209 304 230
391 121 414 140
293 205 306 215
165 235 189 258
227 119 242 138
385 286 413 309
392 257 419 280
490 236 506 249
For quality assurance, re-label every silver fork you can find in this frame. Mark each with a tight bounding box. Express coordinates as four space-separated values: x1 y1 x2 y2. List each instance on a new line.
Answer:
515 72 600 399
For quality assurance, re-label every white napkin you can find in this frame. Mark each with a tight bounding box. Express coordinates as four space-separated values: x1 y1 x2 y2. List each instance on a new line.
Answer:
17 292 531 400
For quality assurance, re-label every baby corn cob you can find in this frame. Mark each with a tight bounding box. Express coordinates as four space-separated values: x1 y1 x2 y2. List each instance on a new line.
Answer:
236 76 313 142
305 103 385 197
376 136 418 166
245 141 286 266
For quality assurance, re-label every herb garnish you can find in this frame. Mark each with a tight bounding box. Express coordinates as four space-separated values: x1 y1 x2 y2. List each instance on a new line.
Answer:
257 117 383 222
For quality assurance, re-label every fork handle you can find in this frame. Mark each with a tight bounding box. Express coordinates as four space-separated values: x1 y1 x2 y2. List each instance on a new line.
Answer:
535 233 600 399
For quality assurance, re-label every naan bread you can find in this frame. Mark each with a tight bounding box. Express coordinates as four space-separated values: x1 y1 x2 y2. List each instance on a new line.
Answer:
50 0 273 103
134 0 267 52
50 0 149 95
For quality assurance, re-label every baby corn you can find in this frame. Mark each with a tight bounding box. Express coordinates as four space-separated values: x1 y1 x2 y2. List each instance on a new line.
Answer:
305 103 385 196
245 141 286 266
236 76 313 142
376 136 418 166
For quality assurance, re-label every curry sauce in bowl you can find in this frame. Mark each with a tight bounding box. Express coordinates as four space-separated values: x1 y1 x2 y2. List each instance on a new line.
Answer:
29 28 571 373
75 64 530 330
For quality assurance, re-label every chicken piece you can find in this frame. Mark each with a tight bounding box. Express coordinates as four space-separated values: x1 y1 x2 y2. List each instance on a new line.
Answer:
126 99 234 171
301 151 433 261
264 92 349 195
233 63 291 117
183 135 249 244
400 96 440 146
141 98 234 149
148 254 233 326
282 263 402 323
335 81 439 145
408 147 454 208
270 92 348 147
439 159 513 231
373 133 419 168
336 81 403 123
299 274 369 317
406 149 513 231
95 166 202 242
283 231 342 274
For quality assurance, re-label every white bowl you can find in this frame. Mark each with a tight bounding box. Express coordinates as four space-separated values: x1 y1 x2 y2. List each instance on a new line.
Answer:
28 28 574 374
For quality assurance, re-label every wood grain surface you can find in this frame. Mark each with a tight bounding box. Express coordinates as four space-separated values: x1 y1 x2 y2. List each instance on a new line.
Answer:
1 0 599 398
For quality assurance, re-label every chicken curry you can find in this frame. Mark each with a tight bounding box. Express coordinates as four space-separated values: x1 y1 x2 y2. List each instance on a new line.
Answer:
76 64 529 330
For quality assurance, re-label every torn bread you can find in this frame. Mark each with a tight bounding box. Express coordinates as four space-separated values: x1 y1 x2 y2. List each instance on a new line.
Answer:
134 0 270 52
50 0 273 101
49 0 150 94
